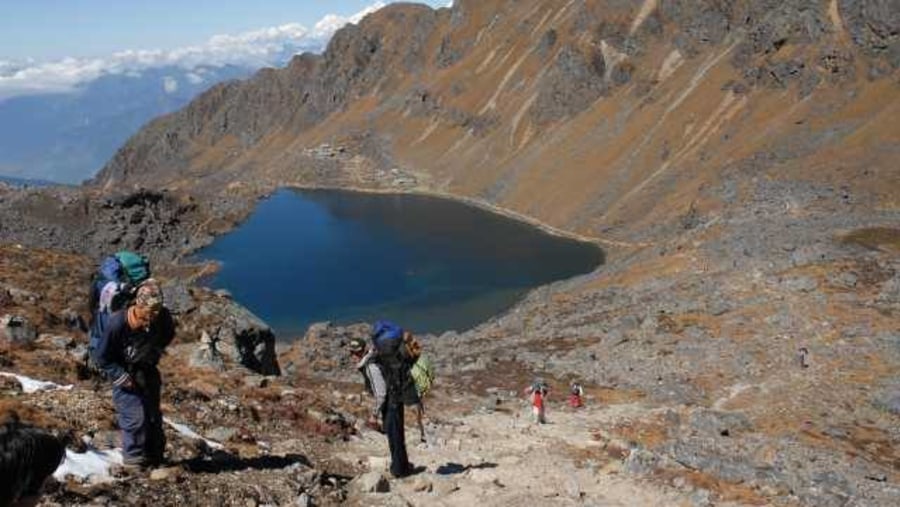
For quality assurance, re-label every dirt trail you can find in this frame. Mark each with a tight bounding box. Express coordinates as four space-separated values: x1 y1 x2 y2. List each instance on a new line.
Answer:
338 398 723 506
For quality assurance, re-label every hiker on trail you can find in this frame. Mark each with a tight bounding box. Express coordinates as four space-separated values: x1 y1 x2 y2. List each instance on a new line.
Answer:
524 379 549 424
568 382 584 408
349 336 427 443
92 279 175 468
369 321 422 478
85 251 152 380
0 413 65 507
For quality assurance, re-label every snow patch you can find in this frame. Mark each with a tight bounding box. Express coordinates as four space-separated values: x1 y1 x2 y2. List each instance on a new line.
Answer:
630 0 659 35
164 417 224 450
53 448 123 483
0 372 73 393
657 49 683 82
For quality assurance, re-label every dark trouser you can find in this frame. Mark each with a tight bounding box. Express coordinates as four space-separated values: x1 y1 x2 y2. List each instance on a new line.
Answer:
112 367 165 464
383 399 410 476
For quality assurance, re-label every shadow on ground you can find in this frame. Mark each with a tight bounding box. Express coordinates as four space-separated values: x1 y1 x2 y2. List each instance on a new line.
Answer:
181 451 310 474
435 462 498 475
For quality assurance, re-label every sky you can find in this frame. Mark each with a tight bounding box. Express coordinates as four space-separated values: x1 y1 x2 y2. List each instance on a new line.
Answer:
0 0 448 99
1 1 445 61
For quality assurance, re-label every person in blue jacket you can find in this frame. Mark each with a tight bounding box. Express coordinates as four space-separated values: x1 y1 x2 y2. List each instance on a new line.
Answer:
92 279 175 468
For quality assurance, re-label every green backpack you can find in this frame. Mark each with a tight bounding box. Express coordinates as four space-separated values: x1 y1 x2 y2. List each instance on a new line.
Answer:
410 356 435 397
114 251 151 284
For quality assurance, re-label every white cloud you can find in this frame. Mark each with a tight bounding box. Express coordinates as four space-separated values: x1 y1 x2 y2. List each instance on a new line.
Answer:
185 71 205 85
0 2 391 101
162 75 179 93
312 2 386 38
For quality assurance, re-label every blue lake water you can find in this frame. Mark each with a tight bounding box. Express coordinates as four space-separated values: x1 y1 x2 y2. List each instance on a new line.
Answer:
195 188 604 338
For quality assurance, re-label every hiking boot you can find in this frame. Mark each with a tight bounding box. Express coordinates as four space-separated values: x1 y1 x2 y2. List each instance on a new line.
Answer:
391 463 426 479
122 455 147 468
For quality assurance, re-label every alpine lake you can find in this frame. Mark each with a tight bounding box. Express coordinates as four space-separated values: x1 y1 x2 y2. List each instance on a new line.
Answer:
195 188 604 339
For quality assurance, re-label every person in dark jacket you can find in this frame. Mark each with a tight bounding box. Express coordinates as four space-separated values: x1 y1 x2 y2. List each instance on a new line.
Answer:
92 279 174 468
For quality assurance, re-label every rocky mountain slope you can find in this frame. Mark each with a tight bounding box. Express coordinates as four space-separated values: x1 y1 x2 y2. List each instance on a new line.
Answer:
94 0 898 241
1 0 898 505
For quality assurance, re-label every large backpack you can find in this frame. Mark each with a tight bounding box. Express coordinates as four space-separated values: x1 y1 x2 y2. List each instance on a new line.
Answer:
371 320 434 398
410 355 435 397
86 251 151 366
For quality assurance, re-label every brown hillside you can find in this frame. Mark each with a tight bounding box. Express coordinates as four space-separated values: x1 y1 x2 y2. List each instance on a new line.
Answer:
94 0 898 246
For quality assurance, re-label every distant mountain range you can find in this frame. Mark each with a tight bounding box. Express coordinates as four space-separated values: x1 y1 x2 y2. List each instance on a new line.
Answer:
0 65 259 184
0 49 335 185
0 174 57 187
0 14 360 184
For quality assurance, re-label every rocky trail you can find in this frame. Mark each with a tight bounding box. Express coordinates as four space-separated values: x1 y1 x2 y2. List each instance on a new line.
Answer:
0 363 703 506
338 396 705 506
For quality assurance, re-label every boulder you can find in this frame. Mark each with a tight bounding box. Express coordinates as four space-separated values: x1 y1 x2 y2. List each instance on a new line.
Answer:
411 476 433 492
0 375 23 395
367 456 389 472
243 375 269 389
187 379 221 399
1 315 37 345
207 427 238 443
197 298 280 376
5 286 40 305
874 388 900 415
189 331 226 371
688 409 753 437
877 274 900 306
432 478 459 496
624 448 659 475
38 334 73 349
352 471 390 493
61 308 87 332
161 281 195 315
149 466 183 481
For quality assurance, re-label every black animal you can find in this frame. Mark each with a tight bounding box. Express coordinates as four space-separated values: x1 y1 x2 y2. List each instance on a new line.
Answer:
0 416 65 507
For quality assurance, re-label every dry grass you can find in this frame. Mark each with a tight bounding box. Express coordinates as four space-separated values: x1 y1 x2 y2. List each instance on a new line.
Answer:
840 227 900 254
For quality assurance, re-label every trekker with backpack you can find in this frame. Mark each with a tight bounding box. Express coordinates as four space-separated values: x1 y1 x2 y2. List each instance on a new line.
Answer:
369 320 422 478
350 335 430 443
86 251 152 377
568 382 584 409
525 379 550 424
92 279 175 468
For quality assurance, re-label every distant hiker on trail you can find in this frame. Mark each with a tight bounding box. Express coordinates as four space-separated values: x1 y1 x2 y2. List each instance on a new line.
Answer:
92 279 174 469
524 379 549 424
349 335 427 444
568 382 584 408
0 413 65 507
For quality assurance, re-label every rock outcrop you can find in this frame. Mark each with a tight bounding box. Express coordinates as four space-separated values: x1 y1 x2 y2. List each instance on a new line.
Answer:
188 292 281 376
